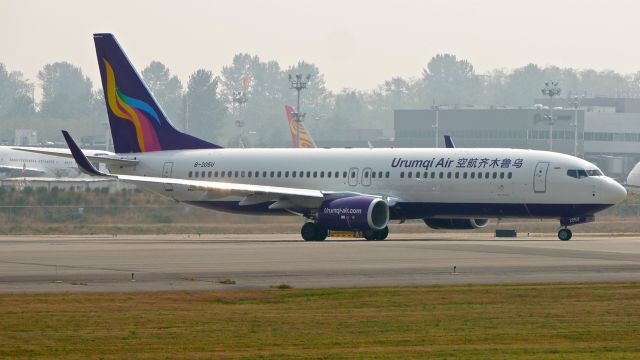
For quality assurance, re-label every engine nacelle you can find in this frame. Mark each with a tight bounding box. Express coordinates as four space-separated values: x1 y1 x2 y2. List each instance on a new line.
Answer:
423 218 490 230
318 196 389 231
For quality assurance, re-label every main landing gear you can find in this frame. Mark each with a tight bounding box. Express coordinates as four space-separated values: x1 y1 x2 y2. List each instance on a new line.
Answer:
300 222 390 241
363 227 389 241
558 228 572 241
301 222 328 241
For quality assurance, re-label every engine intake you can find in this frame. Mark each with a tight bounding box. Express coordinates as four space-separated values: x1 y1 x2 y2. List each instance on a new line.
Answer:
424 218 490 230
318 196 389 231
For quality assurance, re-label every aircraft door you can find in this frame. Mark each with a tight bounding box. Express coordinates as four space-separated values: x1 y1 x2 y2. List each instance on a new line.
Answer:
348 167 359 186
533 161 549 193
361 167 372 186
162 162 173 191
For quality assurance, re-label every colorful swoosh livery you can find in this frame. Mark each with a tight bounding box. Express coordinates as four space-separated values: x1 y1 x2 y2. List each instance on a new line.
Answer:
104 59 161 152
285 105 316 148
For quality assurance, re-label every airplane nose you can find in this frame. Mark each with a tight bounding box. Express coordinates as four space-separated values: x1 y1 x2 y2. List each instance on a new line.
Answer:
605 179 627 204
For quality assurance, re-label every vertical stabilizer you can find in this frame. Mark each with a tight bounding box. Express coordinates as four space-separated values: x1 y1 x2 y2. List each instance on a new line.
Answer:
93 33 221 153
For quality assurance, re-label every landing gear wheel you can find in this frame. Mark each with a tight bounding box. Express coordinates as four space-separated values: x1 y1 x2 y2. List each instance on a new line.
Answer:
315 226 328 241
375 226 389 240
301 223 327 241
363 230 377 241
301 223 318 241
558 228 572 241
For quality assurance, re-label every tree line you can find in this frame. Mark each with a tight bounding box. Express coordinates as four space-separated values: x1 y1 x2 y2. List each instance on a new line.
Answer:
1 54 640 147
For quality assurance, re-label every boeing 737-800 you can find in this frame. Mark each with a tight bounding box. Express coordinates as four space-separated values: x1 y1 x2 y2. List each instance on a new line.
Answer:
31 34 627 241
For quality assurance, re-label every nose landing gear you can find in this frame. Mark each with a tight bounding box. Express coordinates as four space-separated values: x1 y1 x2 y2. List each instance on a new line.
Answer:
558 228 572 241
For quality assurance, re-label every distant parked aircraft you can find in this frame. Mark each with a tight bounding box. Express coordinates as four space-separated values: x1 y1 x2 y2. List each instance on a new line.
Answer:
0 146 116 178
285 105 316 148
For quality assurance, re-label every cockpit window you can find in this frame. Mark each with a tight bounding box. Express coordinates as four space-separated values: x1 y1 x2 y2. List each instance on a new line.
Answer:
567 169 603 179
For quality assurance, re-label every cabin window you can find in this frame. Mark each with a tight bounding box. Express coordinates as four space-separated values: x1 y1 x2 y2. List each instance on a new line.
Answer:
234 171 239 177
371 172 376 179
263 171 267 178
201 171 206 178
313 171 318 178
492 172 497 179
270 171 275 178
500 172 504 179
407 172 412 179
240 171 244 178
385 171 390 178
208 171 212 178
447 172 452 179
336 171 341 178
508 172 513 179
379 171 383 178
194 171 199 178
248 171 252 178
307 171 311 178
470 172 475 179
277 171 282 178
430 172 435 179
415 171 420 178
220 171 225 178
188 171 193 178
255 171 259 178
455 172 460 179
284 171 289 178
439 172 444 179
292 171 297 178
343 171 348 178
400 172 405 178
485 172 490 179
423 171 428 178
320 171 325 178
463 172 468 179
214 171 218 177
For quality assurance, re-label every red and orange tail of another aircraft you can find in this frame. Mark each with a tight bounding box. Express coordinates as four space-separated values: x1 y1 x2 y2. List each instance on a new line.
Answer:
285 105 317 148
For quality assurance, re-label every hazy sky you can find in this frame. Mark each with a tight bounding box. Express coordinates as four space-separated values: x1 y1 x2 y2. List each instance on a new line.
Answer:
2 0 640 93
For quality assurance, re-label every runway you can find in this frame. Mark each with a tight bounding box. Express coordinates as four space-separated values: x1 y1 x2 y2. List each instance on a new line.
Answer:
1 233 639 293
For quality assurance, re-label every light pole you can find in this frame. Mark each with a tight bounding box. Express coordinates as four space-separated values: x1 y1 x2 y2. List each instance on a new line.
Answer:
571 95 582 157
432 104 439 148
232 89 248 148
541 82 561 151
289 73 310 147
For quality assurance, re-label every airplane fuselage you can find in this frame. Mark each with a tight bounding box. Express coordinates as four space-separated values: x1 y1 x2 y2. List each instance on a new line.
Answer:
110 147 624 220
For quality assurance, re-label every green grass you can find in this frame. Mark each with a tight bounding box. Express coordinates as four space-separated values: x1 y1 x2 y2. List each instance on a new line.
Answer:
1 283 640 359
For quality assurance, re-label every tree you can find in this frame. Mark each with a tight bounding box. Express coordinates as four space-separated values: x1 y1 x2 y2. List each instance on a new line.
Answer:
141 61 184 127
421 54 480 106
0 63 34 118
38 62 93 118
185 69 227 140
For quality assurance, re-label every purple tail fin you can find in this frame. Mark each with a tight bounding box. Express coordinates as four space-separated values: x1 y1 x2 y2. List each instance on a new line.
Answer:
444 135 455 148
93 33 221 153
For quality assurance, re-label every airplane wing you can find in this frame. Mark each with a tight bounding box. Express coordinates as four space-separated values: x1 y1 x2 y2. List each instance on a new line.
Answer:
12 147 138 167
61 130 393 209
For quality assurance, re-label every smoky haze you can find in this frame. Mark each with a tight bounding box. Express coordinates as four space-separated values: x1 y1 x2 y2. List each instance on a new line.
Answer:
2 0 640 92
2 0 640 149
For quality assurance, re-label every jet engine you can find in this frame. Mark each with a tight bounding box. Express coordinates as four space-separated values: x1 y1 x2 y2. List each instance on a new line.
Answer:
318 196 389 231
423 218 490 230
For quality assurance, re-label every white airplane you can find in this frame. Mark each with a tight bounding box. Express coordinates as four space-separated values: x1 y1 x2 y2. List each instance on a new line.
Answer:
27 33 627 241
626 162 640 189
0 145 116 178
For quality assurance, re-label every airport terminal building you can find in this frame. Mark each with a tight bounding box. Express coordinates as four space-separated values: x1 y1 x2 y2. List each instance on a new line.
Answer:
394 98 640 178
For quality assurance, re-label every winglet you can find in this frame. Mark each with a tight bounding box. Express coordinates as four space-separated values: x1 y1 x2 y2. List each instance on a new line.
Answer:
444 135 455 148
61 130 108 176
